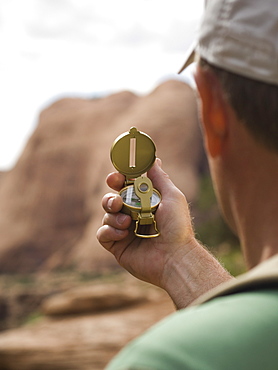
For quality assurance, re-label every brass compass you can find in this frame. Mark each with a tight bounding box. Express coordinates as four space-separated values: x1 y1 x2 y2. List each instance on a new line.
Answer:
110 127 161 238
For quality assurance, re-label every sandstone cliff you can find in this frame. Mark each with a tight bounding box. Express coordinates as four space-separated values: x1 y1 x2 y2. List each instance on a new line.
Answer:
0 80 201 273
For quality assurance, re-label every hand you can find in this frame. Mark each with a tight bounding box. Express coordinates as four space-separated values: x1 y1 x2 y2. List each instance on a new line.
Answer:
97 159 197 287
97 159 232 308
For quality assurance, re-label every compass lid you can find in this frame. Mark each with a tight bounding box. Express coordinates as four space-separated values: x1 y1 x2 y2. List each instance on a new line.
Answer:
110 127 156 178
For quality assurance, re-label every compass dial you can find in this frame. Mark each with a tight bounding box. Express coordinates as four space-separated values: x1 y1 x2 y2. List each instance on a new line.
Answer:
120 186 161 209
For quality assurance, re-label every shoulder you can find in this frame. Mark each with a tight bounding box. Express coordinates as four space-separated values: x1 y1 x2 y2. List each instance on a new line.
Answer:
193 254 278 305
107 290 278 370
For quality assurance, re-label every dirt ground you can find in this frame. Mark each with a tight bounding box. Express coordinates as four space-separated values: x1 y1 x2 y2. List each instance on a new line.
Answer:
0 272 175 369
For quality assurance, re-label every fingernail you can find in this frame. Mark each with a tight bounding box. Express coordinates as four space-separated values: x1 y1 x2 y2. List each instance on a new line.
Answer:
156 158 162 168
117 213 128 225
107 197 114 210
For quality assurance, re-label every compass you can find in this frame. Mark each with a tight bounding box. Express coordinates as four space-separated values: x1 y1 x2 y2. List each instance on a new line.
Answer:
110 127 161 238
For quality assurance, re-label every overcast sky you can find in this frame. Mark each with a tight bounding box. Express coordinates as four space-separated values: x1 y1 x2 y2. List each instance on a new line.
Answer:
0 0 204 170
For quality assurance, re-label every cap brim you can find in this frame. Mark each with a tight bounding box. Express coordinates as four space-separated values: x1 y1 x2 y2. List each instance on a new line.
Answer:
178 42 196 74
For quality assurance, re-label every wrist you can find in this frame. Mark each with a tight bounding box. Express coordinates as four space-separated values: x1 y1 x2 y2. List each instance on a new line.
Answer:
161 239 233 309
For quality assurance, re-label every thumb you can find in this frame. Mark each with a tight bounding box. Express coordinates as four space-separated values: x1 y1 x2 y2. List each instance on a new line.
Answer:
147 158 179 199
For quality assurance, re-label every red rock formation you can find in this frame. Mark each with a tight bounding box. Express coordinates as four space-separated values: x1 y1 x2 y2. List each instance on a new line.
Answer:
0 80 201 273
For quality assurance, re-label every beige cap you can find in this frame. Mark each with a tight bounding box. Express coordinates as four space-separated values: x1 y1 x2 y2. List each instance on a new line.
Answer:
179 0 278 85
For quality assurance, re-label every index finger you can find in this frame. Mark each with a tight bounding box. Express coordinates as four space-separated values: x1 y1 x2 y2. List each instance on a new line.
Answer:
106 172 125 192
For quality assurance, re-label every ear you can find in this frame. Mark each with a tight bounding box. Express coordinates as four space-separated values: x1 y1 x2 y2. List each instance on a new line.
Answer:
194 65 229 158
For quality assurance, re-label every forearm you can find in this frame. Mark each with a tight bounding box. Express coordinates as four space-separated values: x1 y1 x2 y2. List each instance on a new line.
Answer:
161 239 234 309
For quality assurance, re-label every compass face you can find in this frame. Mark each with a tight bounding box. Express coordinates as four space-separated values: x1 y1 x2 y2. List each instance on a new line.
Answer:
120 186 161 209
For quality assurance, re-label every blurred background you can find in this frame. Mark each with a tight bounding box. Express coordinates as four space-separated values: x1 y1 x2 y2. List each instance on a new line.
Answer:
0 0 203 171
0 1 244 369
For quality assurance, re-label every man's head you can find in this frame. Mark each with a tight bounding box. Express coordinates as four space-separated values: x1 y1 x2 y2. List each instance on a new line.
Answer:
180 0 278 151
182 0 278 253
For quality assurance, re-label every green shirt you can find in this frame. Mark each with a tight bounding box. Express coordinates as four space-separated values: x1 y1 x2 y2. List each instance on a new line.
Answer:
106 289 278 370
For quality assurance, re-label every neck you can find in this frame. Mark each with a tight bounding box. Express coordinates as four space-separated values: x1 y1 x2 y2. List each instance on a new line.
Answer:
229 135 278 269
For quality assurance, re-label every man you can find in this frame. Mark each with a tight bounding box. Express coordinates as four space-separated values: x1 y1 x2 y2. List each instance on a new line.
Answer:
97 0 278 368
